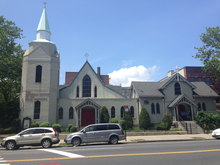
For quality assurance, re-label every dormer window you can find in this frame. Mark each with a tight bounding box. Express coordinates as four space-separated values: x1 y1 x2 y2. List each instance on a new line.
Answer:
174 82 181 95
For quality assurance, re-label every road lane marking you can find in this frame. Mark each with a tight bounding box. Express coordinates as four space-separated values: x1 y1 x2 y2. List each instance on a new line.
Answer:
5 148 220 163
63 147 123 152
38 149 84 157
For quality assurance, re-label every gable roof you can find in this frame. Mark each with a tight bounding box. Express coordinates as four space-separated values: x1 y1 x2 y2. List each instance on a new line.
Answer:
131 82 164 97
159 73 196 90
168 94 197 108
59 61 127 98
192 82 219 97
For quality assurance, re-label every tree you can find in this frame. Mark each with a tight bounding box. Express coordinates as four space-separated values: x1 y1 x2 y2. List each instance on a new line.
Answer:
162 113 173 129
124 109 133 129
139 108 151 131
194 26 220 80
0 16 24 128
100 106 110 123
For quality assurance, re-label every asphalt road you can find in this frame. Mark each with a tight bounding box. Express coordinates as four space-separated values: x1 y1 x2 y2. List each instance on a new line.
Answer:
0 140 220 165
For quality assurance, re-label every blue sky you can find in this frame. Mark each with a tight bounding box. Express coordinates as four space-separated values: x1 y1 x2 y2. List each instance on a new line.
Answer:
1 0 220 86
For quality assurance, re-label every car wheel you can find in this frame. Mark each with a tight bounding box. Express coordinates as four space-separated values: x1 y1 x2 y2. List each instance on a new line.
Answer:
110 136 118 144
6 141 16 150
42 139 52 148
72 138 81 147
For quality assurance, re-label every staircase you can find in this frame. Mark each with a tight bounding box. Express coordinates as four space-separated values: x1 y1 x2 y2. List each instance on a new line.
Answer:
176 121 204 134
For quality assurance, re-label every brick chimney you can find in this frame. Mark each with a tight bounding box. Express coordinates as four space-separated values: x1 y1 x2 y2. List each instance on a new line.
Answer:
97 67 100 78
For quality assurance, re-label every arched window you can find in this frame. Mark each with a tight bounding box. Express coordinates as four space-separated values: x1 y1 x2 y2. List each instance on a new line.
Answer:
156 103 160 114
174 82 181 95
35 65 42 82
121 106 124 118
202 103 206 111
130 106 134 117
69 107 73 119
94 86 97 97
198 103 201 111
76 86 79 97
111 106 115 118
83 75 91 97
34 101 41 119
58 107 63 119
151 103 155 114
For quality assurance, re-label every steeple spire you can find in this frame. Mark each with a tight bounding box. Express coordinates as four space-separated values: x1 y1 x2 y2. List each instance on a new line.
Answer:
36 2 51 41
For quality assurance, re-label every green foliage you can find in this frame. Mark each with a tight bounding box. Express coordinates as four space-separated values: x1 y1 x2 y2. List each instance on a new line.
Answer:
155 123 169 130
1 126 16 134
139 108 151 131
0 16 24 128
120 120 125 130
100 106 110 123
11 118 20 128
124 110 133 129
162 113 173 129
52 124 62 133
30 121 39 127
66 124 74 132
70 126 77 132
39 122 50 127
111 118 118 123
194 26 220 81
195 110 220 130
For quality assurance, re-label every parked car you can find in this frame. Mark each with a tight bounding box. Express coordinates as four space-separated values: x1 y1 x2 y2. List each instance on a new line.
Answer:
1 127 60 150
212 128 220 139
64 123 125 147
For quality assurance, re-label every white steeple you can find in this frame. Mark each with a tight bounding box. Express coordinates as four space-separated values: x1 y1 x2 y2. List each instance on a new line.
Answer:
36 4 51 41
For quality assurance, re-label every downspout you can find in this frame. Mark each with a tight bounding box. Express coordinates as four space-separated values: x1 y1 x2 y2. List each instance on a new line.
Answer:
136 98 139 125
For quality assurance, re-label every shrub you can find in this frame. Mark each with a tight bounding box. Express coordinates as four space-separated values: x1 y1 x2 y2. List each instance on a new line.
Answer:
39 122 50 127
30 121 39 127
124 110 133 129
100 106 110 123
155 123 169 130
2 126 16 134
139 108 151 131
111 118 118 123
70 126 77 132
66 124 74 132
120 120 125 130
52 124 62 132
11 118 21 128
0 128 3 134
162 113 173 129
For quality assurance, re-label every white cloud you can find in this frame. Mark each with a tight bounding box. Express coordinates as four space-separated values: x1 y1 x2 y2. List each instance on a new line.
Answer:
122 60 133 67
108 65 158 86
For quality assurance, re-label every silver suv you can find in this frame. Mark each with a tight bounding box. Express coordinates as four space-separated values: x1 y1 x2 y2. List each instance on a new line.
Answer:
1 127 60 150
64 123 125 147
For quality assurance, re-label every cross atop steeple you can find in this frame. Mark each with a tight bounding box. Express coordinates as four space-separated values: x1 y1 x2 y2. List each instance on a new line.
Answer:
43 1 47 8
85 53 89 61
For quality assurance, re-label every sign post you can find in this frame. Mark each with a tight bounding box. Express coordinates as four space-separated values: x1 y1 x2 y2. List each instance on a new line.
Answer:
124 105 128 141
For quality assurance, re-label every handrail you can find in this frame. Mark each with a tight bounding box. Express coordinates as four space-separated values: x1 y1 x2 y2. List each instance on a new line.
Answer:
179 116 188 133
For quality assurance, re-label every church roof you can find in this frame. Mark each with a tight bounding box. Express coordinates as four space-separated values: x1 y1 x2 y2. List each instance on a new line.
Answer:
192 82 219 97
37 7 51 34
131 82 164 97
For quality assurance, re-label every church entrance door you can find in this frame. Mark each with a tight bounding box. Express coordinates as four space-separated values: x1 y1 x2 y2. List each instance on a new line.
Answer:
81 109 95 126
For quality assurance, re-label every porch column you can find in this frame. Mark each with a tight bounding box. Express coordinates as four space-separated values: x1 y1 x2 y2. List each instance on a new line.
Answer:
98 108 100 123
95 108 97 124
175 106 179 121
76 108 78 127
192 106 195 120
79 108 82 127
173 108 176 121
190 104 193 120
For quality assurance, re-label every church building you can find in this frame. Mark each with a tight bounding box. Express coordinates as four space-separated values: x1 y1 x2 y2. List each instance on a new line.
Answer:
19 7 218 129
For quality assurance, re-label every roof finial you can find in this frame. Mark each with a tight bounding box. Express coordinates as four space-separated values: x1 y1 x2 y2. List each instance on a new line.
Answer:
85 53 89 61
43 1 47 8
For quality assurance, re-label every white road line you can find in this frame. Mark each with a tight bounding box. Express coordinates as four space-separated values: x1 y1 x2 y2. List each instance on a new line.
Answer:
63 147 123 152
38 149 84 157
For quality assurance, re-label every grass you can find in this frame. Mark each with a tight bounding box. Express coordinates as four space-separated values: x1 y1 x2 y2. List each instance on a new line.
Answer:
192 137 206 140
